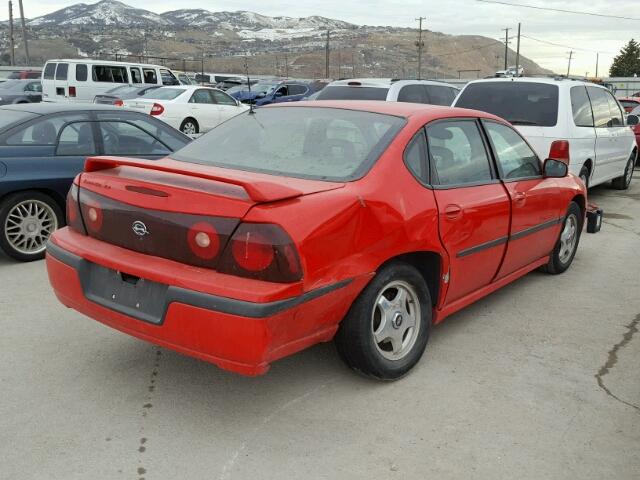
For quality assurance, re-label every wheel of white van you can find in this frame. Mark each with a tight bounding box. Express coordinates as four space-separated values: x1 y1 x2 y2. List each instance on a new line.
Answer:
0 191 63 262
611 153 635 190
579 165 589 189
542 201 582 275
180 118 199 135
335 262 431 380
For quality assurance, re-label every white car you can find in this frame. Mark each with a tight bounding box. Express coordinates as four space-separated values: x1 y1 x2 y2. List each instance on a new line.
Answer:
123 86 249 134
454 77 637 189
315 78 460 106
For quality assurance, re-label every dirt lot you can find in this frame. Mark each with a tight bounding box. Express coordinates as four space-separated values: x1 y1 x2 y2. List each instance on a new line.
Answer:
1 176 639 480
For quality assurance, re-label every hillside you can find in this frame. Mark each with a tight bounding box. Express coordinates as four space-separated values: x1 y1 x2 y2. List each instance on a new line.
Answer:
0 0 552 78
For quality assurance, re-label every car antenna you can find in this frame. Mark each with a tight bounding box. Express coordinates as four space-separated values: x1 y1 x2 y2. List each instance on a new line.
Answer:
244 57 255 115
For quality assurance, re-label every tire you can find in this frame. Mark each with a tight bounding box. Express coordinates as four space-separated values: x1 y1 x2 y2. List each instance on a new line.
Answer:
0 191 64 262
578 165 590 189
335 262 432 380
180 118 199 135
611 153 635 190
542 201 582 275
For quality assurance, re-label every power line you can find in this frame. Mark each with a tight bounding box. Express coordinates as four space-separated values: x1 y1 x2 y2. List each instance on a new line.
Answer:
520 34 615 55
476 0 640 22
432 40 503 57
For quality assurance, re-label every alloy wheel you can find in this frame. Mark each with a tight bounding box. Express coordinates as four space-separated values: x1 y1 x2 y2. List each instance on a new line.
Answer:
558 213 578 264
182 122 197 135
4 199 58 255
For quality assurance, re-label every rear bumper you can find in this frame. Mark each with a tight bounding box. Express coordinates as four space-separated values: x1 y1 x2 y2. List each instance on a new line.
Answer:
46 234 368 376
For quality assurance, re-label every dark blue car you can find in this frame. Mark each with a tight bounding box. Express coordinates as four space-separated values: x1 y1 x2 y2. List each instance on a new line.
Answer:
0 104 190 261
231 80 328 106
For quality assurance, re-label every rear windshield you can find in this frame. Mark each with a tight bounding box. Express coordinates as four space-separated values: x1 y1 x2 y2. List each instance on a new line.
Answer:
620 100 639 109
456 82 559 127
171 107 405 181
316 86 389 101
0 80 26 92
0 110 38 131
43 63 56 80
141 88 185 100
106 85 141 95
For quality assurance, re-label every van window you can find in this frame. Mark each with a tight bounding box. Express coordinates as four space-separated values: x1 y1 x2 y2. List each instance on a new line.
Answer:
93 65 128 83
455 81 559 127
143 69 158 84
160 69 179 86
570 86 594 127
426 85 457 106
587 87 615 128
43 63 56 80
55 64 69 81
76 64 88 82
130 68 142 84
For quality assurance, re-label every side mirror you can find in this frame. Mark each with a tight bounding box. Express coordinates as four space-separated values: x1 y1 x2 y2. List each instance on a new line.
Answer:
543 158 568 178
256 92 266 99
627 114 639 126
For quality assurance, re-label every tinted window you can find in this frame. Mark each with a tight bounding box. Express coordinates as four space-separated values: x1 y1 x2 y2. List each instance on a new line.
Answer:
426 85 456 106
0 80 27 92
570 86 594 127
398 85 426 103
0 110 38 132
76 64 88 82
99 121 171 156
93 65 128 83
43 63 56 80
404 131 428 182
456 82 559 127
6 114 89 145
55 63 69 81
96 111 188 151
190 90 214 104
606 93 624 127
428 120 493 186
316 86 389 101
131 68 142 84
484 121 541 179
142 88 185 100
587 87 614 128
57 122 96 156
143 69 158 84
172 107 404 181
288 84 308 95
211 90 237 106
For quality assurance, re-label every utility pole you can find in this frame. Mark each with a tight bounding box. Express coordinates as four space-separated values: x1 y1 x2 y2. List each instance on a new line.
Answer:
415 17 426 80
351 50 356 77
502 27 510 70
17 0 29 65
325 29 330 78
567 50 573 77
515 22 521 77
284 53 289 78
338 48 342 79
595 52 599 78
8 1 15 66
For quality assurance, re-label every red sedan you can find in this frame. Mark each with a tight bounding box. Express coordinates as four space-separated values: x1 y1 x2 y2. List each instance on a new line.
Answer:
46 101 588 379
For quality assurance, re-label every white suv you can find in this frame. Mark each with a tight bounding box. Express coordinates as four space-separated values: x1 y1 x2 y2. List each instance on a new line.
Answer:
315 78 460 106
454 77 637 189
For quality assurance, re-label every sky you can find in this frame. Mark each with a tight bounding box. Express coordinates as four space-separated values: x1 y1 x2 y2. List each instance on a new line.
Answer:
2 0 637 75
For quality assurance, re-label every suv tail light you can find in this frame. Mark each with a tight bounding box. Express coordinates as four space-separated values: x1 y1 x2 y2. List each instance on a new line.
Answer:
150 103 164 116
548 140 570 164
68 86 76 97
113 99 124 107
66 183 86 235
218 223 302 283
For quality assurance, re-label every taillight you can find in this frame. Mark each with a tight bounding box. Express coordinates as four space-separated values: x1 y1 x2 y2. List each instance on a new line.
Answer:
633 125 640 134
79 193 103 233
187 222 220 260
66 183 86 234
218 223 302 283
68 86 76 97
150 103 164 116
548 140 570 163
113 99 124 107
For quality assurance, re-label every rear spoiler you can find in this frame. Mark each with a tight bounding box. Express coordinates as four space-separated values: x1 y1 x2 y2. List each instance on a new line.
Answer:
84 156 304 203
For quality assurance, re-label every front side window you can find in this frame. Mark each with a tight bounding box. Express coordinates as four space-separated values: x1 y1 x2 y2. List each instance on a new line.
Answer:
43 63 56 80
99 121 171 156
25 82 42 93
55 63 69 81
455 81 559 127
160 69 179 86
427 120 493 186
5 114 90 146
570 86 594 127
57 122 97 156
96 111 188 151
484 121 541 179
587 87 614 128
274 86 288 97
171 107 405 181
606 92 624 127
288 84 308 96
76 64 88 82
92 65 128 83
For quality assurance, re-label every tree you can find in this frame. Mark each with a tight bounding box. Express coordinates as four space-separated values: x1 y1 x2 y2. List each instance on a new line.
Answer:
610 39 640 77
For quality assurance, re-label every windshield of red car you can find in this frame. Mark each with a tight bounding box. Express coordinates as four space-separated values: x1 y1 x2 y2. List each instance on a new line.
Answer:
171 107 406 181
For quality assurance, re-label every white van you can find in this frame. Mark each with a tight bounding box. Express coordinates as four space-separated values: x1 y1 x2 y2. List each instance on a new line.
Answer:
454 77 637 189
41 59 180 104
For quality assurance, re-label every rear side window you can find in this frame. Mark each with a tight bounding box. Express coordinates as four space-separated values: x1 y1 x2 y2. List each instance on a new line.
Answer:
456 82 559 127
425 85 457 106
404 130 429 182
55 63 69 81
211 90 237 106
190 90 214 104
427 120 493 186
143 69 158 84
5 114 90 146
484 121 541 179
570 86 594 127
288 84 308 95
93 65 128 83
0 110 38 132
316 86 389 101
76 64 88 82
131 68 142 84
43 63 56 80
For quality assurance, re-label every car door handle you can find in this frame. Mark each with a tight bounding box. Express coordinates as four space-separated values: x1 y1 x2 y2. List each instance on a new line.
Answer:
444 204 463 220
514 192 527 205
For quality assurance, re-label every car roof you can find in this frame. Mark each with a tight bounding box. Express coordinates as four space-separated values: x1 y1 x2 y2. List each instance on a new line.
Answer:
463 76 609 90
0 103 137 115
325 78 458 88
267 100 504 122
46 59 169 69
